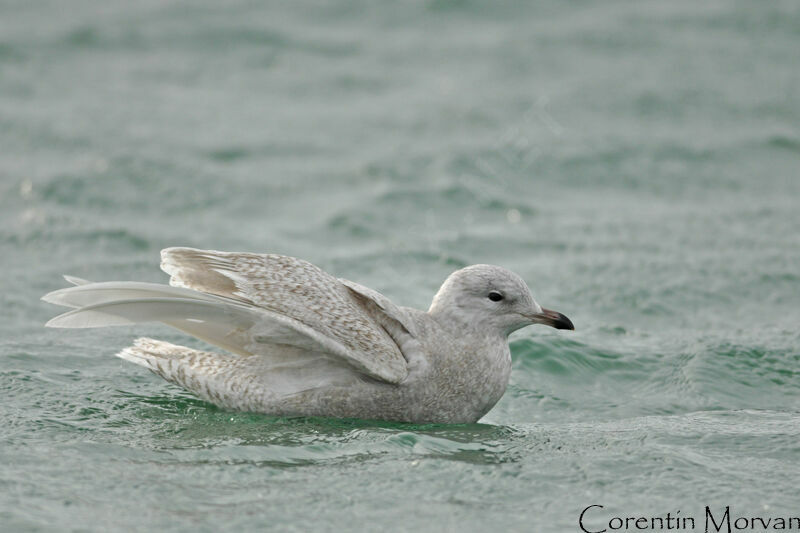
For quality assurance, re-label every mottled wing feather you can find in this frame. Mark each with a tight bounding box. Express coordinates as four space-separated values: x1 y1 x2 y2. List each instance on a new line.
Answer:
160 247 409 383
339 278 418 338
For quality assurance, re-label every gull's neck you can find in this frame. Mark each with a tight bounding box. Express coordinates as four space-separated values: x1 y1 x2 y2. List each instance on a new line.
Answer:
427 307 506 342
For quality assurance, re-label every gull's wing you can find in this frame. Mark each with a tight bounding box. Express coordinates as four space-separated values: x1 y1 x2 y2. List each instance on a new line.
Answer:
159 247 410 383
338 278 418 338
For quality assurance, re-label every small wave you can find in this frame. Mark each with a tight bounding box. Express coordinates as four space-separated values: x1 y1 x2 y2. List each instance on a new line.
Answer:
204 142 326 163
0 42 24 62
766 135 800 152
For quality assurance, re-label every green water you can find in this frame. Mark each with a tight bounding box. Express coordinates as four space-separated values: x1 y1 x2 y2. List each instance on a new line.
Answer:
2 1 800 531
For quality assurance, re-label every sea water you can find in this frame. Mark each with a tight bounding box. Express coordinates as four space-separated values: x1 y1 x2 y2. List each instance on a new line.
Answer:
1 1 799 531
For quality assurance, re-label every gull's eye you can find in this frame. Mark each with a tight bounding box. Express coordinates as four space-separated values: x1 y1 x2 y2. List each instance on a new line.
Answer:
488 291 504 302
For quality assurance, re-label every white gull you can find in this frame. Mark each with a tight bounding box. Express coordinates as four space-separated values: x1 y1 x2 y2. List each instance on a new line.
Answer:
42 248 573 423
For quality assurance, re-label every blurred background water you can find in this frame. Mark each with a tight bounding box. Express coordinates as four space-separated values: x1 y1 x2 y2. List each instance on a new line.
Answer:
2 0 799 531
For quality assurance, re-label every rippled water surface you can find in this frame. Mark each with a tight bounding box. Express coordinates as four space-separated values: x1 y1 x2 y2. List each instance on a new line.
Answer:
2 1 799 531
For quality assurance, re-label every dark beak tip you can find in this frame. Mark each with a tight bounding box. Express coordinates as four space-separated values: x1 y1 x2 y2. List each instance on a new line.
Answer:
541 308 574 331
553 312 574 330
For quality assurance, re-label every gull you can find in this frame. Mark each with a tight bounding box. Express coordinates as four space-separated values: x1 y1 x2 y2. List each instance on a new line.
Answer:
42 248 573 423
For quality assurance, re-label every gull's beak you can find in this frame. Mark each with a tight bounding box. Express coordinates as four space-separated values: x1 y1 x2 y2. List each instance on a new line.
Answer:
529 308 574 330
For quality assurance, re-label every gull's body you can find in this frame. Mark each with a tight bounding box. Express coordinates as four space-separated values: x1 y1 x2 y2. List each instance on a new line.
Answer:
43 248 573 423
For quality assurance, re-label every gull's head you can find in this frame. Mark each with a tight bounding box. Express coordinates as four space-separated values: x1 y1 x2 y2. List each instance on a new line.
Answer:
428 264 574 337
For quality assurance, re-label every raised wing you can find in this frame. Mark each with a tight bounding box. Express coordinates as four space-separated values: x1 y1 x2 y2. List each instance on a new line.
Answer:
160 247 410 383
338 278 418 338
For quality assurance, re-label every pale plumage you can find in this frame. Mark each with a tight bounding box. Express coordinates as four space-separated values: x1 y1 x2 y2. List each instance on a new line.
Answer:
43 248 573 423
